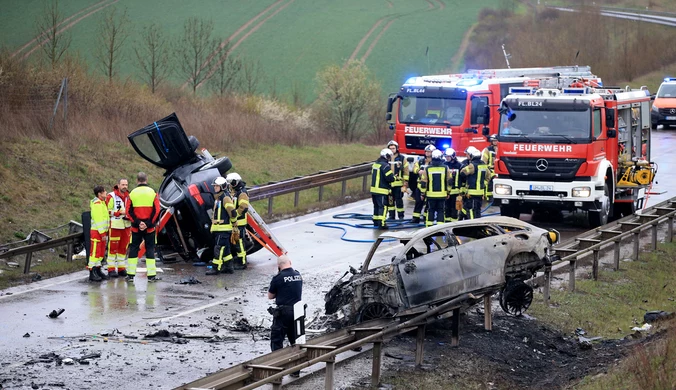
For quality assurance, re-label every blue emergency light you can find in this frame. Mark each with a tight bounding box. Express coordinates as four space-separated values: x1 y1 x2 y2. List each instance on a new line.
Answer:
442 143 450 149
509 87 535 94
664 77 676 82
562 87 587 95
457 79 483 86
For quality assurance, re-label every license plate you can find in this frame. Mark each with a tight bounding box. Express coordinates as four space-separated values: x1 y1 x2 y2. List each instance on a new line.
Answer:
530 185 553 191
667 116 676 120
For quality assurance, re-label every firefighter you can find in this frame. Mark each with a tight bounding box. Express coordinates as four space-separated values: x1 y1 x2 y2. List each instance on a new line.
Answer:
125 172 161 282
420 149 451 226
481 134 498 201
207 176 236 275
226 172 249 270
444 148 463 222
267 254 303 376
459 147 488 220
89 185 110 282
371 148 395 229
411 145 436 223
387 140 408 220
105 178 131 278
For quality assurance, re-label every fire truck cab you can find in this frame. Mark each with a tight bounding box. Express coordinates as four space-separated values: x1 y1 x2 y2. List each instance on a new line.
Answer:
493 80 656 227
385 66 597 157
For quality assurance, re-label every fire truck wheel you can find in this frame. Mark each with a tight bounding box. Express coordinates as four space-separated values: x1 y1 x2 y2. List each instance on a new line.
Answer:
588 184 610 228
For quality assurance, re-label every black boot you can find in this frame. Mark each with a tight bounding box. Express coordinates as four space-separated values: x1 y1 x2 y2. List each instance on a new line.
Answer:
89 269 102 282
234 259 247 270
117 269 127 277
221 261 234 274
95 267 109 280
108 269 119 278
206 265 220 275
411 217 420 224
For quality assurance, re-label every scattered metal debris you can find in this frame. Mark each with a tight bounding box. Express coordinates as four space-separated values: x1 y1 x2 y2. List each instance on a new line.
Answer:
176 276 202 285
644 310 673 323
23 332 30 338
47 308 65 318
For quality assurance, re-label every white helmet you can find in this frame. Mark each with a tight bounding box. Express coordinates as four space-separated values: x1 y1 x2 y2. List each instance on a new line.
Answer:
465 146 481 159
444 148 456 159
424 145 437 153
387 140 399 149
212 176 227 187
225 172 242 187
380 148 393 159
431 150 443 160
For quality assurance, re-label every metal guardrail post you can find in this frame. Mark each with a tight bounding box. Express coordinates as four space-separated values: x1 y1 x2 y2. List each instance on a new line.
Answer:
669 216 674 243
23 235 36 274
613 240 621 271
633 232 640 260
294 191 299 208
324 356 335 390
483 295 492 331
415 324 426 367
371 342 382 387
651 223 658 251
362 175 368 193
543 266 551 303
569 259 576 292
451 308 460 347
268 197 273 217
592 249 599 280
341 180 347 197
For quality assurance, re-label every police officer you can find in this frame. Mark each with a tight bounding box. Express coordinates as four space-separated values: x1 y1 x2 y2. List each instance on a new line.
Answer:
459 147 487 219
420 150 452 226
206 176 236 275
411 145 436 223
267 254 303 376
481 134 498 201
386 141 408 220
371 148 395 229
444 148 463 222
226 172 249 270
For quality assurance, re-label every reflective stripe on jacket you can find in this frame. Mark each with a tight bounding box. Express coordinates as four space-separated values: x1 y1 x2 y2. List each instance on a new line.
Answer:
370 157 394 195
233 187 249 227
90 198 110 235
211 192 235 232
421 163 450 198
106 189 131 229
126 184 160 232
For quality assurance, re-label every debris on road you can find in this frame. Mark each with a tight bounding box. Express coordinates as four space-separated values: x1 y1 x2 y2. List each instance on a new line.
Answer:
176 276 202 285
631 323 653 332
23 332 30 338
643 310 673 323
47 308 65 318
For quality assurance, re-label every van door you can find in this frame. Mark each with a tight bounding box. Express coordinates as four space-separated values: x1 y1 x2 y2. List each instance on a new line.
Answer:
127 113 196 170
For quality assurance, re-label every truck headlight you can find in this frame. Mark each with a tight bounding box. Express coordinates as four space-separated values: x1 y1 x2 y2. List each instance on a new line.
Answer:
494 184 512 195
572 186 591 197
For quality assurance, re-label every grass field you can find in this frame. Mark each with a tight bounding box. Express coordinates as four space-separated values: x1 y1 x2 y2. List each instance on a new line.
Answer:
0 0 499 103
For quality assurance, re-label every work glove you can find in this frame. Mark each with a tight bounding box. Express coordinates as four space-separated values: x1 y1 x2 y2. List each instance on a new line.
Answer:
230 229 241 245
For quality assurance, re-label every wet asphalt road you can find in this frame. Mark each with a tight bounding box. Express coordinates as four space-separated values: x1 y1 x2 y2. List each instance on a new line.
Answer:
1 129 676 389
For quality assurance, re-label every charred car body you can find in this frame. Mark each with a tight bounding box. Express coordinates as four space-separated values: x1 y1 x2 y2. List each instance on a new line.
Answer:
128 113 261 262
325 216 559 324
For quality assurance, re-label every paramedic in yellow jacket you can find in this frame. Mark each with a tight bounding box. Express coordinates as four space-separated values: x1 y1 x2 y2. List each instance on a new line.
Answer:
89 185 110 282
226 172 249 270
105 179 131 278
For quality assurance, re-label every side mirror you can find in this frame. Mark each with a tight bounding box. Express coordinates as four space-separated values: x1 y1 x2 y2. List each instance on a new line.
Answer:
607 129 617 138
606 108 616 125
482 127 489 136
386 112 392 121
482 105 491 125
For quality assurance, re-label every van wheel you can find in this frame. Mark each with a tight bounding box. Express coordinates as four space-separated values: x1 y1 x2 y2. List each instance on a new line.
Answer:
589 184 610 228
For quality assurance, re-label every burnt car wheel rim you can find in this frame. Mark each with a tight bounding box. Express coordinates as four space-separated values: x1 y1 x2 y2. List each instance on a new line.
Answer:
359 302 394 322
499 281 533 316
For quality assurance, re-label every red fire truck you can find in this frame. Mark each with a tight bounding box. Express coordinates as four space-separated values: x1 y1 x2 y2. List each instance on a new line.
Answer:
385 66 597 156
492 80 656 227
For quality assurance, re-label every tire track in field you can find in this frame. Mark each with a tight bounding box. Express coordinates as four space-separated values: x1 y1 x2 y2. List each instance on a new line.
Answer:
192 0 296 91
360 19 396 62
182 0 287 90
20 0 120 61
11 0 111 59
437 0 446 10
425 0 435 10
449 23 475 71
386 0 394 8
345 18 386 64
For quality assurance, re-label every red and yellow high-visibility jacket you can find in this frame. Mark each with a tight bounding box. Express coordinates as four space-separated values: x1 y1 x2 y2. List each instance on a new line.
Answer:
125 184 160 233
90 197 110 236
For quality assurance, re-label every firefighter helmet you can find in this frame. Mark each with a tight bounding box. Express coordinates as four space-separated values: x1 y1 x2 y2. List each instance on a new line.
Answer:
225 172 242 187
444 148 456 159
424 145 437 152
465 146 481 159
431 150 443 160
380 148 393 159
387 140 399 149
212 176 227 188
488 134 498 142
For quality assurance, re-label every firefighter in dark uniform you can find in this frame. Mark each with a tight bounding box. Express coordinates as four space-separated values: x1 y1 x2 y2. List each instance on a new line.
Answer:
371 148 395 229
459 146 487 219
420 149 452 226
206 176 236 275
411 145 436 223
444 148 463 222
226 172 249 270
386 140 408 220
267 255 303 375
481 134 498 201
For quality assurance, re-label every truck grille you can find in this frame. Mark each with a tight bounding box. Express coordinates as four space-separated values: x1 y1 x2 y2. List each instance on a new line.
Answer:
501 157 583 181
516 190 568 197
659 108 676 116
404 135 452 151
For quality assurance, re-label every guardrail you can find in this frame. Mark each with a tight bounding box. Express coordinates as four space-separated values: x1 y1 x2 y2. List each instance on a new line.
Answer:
248 162 373 217
541 197 676 301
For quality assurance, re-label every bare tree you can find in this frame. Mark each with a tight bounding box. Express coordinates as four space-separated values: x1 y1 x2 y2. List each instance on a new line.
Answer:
134 23 171 93
241 58 263 96
312 60 381 142
177 18 218 94
35 0 72 68
94 7 130 82
210 49 242 97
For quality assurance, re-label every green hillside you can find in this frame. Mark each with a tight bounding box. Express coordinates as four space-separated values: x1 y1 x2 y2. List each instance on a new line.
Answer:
0 0 499 102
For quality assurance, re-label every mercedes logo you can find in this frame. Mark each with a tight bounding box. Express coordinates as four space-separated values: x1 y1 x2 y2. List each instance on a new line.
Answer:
535 159 548 172
671 109 676 114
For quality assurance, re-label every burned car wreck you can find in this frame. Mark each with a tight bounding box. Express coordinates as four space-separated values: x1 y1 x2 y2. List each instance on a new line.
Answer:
325 216 559 324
